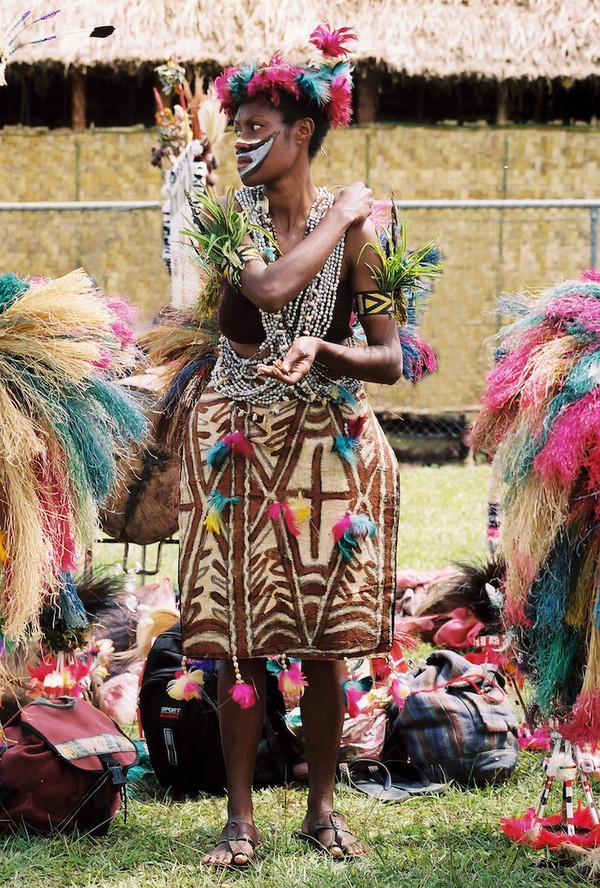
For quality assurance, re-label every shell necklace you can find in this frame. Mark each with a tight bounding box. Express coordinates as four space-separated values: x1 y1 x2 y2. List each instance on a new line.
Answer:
211 185 360 406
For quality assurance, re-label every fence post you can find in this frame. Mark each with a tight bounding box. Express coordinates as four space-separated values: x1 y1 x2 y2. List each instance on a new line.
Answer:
591 207 598 270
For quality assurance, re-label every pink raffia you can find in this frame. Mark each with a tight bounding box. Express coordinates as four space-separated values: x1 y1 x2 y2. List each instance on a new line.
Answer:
33 451 77 576
230 680 256 709
560 689 600 747
308 24 357 58
533 390 600 487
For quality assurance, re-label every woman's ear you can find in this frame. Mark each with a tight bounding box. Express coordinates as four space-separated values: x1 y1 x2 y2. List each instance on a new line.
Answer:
296 117 315 144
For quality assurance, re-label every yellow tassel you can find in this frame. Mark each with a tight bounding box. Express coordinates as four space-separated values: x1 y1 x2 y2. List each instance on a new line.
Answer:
203 507 223 535
288 492 310 525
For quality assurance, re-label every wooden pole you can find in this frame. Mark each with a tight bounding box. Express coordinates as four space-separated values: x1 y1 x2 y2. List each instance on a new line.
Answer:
71 68 87 131
356 67 380 125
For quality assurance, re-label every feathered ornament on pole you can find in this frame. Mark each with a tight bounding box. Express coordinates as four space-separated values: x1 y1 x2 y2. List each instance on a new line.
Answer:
1 0 114 86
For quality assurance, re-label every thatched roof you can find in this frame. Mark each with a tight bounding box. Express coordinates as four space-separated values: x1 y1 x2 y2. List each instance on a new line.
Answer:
4 0 600 81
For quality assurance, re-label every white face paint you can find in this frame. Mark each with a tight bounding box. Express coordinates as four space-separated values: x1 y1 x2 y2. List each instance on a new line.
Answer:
236 130 279 181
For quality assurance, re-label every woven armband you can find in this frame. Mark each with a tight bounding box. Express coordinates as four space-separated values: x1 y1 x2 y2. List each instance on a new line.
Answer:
220 244 263 288
355 290 394 317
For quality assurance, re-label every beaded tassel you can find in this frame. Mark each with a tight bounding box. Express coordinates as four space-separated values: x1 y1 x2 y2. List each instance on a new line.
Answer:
206 430 253 469
340 658 373 717
268 654 308 699
268 492 310 536
229 654 256 709
332 414 366 465
332 512 376 561
203 490 240 534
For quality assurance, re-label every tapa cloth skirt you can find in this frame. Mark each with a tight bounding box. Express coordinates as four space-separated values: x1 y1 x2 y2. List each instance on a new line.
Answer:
179 385 399 660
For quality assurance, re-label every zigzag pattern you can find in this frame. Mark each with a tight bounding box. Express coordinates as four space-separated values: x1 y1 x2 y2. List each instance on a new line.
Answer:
179 387 399 659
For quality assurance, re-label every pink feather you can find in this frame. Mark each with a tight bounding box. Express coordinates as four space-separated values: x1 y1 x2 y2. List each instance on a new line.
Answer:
390 676 408 708
278 661 308 696
332 513 353 542
224 431 253 459
347 414 366 440
344 685 363 718
230 680 256 709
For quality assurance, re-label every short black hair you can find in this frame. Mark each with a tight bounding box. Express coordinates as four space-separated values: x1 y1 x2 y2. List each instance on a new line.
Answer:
271 92 331 161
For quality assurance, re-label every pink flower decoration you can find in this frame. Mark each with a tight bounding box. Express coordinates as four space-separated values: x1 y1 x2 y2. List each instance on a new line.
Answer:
370 199 392 231
309 24 357 58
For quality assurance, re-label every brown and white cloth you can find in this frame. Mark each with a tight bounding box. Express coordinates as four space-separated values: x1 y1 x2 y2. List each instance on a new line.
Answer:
179 385 399 660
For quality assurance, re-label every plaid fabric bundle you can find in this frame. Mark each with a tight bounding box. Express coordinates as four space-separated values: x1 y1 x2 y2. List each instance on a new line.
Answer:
386 650 519 786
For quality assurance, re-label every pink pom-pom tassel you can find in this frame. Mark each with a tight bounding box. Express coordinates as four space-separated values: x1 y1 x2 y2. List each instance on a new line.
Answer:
230 680 256 709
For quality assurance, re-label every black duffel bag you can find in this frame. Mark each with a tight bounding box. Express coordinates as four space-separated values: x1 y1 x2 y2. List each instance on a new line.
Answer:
138 621 295 796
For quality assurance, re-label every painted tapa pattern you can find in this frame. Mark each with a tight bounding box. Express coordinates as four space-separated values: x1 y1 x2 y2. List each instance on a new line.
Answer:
179 386 399 659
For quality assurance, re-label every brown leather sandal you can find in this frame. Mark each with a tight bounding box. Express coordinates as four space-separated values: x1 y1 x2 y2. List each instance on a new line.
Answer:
204 819 260 868
294 810 366 858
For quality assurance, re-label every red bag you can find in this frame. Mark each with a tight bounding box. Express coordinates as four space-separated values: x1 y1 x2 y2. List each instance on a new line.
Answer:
0 696 138 834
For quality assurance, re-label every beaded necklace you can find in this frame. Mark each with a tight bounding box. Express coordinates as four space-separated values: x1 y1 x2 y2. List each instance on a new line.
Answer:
211 185 361 406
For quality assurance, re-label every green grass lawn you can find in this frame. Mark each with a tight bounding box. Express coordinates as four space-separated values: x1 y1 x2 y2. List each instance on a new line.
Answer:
2 461 596 887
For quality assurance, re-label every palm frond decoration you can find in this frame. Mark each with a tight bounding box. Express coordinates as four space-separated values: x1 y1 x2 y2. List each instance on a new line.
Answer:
182 187 276 319
364 222 443 325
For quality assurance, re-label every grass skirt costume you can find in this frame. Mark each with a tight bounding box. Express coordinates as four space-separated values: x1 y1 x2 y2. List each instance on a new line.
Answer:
179 385 399 660
178 184 400 663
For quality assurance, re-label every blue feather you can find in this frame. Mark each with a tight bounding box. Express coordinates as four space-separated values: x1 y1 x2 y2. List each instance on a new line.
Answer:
206 440 229 469
332 434 358 465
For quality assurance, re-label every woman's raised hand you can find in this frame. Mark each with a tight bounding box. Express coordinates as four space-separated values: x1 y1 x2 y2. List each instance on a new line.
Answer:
332 182 374 226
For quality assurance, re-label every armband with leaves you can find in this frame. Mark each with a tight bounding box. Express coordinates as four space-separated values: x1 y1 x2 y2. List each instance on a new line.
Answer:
182 187 275 319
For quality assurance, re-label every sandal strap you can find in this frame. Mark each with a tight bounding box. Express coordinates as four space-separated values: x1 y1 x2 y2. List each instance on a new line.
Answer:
221 819 259 848
308 810 353 840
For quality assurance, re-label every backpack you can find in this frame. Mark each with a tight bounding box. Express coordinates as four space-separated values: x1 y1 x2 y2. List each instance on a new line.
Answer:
384 649 519 786
138 621 295 796
0 696 139 835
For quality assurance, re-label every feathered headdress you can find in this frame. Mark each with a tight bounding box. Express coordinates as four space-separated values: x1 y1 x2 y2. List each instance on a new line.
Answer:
214 23 356 128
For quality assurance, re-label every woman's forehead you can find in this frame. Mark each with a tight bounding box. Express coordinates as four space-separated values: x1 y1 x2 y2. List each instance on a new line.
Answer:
234 100 279 123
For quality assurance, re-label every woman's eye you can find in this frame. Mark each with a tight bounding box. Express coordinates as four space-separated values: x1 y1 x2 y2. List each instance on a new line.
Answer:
252 123 261 131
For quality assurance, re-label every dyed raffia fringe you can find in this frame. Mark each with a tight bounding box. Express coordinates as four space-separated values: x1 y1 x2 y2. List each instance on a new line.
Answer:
469 270 600 744
137 306 218 452
0 270 146 644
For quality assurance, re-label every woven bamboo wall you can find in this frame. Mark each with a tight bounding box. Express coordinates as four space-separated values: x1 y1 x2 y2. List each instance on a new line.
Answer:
2 123 599 414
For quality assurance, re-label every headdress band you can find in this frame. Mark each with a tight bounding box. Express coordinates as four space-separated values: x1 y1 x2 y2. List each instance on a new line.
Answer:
214 24 357 129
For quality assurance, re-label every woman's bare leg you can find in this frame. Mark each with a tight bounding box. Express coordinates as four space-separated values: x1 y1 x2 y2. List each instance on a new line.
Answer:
298 659 366 857
203 658 266 867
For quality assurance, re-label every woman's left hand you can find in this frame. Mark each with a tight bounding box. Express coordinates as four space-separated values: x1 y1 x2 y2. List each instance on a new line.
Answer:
257 336 319 384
